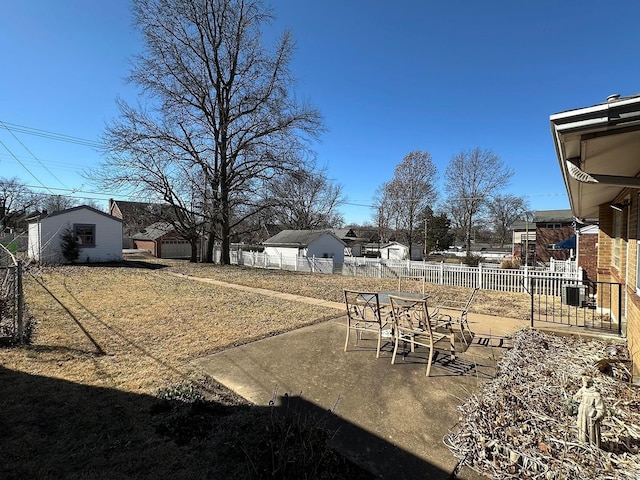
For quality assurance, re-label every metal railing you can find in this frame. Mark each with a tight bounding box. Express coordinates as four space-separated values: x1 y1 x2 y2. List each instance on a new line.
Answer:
528 277 623 335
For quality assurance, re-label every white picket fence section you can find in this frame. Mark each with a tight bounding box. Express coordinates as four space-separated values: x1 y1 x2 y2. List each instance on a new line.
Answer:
342 257 582 295
212 247 336 274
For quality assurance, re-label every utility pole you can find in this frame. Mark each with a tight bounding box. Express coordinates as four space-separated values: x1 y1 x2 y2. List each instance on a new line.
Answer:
424 216 427 258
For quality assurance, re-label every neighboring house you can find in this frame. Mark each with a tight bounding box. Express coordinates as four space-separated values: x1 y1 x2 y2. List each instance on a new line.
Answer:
263 230 345 265
550 92 640 381
109 199 173 247
28 205 123 264
331 228 366 257
533 210 575 263
511 209 575 265
131 222 194 259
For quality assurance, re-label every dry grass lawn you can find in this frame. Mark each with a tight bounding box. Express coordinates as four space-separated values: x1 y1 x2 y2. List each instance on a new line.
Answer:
0 256 531 479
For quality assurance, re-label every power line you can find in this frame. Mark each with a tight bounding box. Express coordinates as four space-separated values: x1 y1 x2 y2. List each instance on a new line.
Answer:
0 119 70 190
0 139 55 194
0 121 102 148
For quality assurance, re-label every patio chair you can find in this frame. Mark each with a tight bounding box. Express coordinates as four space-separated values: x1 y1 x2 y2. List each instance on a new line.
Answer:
389 295 449 377
343 290 389 358
433 287 478 346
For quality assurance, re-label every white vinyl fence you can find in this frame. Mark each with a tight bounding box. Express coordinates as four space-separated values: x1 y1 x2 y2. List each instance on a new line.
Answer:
342 257 582 295
211 247 336 274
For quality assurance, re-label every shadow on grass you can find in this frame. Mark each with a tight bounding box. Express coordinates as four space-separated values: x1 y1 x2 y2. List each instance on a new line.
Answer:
66 259 169 270
0 366 449 479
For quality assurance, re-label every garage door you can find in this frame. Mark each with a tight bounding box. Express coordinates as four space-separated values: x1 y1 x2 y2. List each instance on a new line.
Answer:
161 240 192 258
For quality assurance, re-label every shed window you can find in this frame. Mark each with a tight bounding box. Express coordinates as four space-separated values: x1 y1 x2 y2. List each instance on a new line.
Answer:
74 224 96 247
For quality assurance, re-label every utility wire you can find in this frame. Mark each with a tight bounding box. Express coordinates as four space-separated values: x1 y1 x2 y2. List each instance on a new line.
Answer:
0 138 55 194
0 121 102 148
0 119 71 190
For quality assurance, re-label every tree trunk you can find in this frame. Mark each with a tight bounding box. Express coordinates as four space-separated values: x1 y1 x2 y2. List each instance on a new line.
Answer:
205 224 216 263
189 240 198 263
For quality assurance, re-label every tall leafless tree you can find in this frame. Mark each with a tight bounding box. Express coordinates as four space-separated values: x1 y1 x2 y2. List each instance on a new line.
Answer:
444 148 513 257
487 194 528 248
37 194 77 214
376 151 437 255
0 177 37 230
267 168 345 229
95 0 323 263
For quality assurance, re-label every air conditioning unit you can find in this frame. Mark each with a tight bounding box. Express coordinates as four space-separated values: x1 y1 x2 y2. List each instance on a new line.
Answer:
562 284 586 307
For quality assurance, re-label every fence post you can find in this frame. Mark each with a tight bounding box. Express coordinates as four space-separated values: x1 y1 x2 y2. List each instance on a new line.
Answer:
312 255 315 273
439 262 444 285
478 262 484 289
530 276 535 329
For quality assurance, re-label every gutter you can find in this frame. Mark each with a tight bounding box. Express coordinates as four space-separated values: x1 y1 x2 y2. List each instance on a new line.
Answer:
552 94 640 189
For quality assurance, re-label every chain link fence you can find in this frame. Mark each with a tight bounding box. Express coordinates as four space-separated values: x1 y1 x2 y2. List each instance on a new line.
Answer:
0 243 28 344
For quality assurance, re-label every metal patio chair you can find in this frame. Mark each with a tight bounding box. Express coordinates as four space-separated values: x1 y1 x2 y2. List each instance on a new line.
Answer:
389 294 450 377
433 287 478 346
343 289 389 358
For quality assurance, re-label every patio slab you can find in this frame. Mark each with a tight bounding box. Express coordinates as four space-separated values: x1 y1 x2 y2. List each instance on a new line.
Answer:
192 310 529 479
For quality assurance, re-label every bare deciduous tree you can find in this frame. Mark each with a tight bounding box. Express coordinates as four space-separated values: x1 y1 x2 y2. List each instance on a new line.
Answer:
267 168 345 229
37 194 77 214
376 151 437 255
0 177 37 230
444 148 513 257
96 0 323 263
487 194 528 248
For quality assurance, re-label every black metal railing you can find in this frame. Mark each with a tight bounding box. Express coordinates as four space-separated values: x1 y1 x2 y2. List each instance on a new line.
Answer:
528 277 622 335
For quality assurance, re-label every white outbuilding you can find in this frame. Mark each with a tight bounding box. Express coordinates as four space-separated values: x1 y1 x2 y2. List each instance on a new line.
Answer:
262 229 345 265
28 206 123 264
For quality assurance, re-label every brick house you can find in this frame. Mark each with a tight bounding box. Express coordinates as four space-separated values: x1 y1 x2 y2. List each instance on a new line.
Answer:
109 199 173 248
511 209 575 265
551 92 640 381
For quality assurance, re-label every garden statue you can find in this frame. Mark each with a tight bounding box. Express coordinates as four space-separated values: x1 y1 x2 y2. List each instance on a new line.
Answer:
573 376 605 447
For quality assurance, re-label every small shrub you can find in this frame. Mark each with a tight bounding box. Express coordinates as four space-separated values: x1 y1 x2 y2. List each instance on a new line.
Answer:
60 227 80 263
500 257 520 269
463 253 483 266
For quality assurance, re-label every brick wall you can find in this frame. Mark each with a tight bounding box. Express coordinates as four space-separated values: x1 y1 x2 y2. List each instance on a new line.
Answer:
578 233 598 283
132 239 157 256
626 197 640 380
599 198 640 381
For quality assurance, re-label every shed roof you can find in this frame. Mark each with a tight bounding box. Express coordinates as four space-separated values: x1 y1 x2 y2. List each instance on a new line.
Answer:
29 205 122 223
263 229 345 247
131 222 175 241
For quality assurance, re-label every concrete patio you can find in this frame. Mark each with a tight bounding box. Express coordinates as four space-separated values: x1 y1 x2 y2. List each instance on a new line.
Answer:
192 304 529 479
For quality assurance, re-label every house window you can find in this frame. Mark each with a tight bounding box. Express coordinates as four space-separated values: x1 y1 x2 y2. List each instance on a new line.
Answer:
613 210 622 269
545 223 561 229
74 224 96 247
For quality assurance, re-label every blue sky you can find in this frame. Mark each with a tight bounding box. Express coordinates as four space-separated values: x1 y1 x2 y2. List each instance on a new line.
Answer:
1 1 639 225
